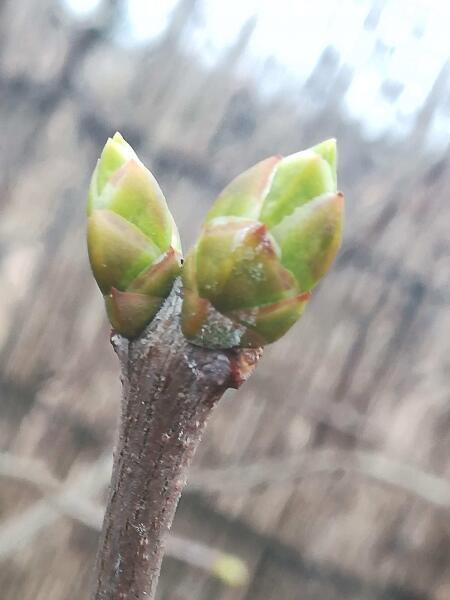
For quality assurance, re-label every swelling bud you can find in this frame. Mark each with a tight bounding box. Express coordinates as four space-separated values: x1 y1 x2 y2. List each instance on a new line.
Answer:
87 133 182 338
182 139 343 348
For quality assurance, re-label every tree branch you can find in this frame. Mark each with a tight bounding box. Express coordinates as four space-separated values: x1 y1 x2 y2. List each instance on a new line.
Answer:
0 451 249 587
92 280 261 600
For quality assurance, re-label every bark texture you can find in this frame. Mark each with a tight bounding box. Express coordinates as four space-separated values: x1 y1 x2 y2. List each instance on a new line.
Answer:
92 280 261 599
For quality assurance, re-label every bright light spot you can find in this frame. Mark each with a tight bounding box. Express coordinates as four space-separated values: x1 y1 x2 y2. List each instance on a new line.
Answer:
62 0 450 148
426 110 450 154
186 0 450 146
120 0 179 46
62 0 102 18
189 0 259 66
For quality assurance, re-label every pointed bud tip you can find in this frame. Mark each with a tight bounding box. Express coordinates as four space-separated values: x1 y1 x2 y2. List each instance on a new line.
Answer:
320 190 344 216
283 138 336 168
318 190 344 210
112 131 125 143
106 132 136 158
283 138 336 169
314 137 336 150
312 138 337 183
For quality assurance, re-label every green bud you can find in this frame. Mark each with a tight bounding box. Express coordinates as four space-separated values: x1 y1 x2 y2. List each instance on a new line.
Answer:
87 133 182 338
181 139 343 348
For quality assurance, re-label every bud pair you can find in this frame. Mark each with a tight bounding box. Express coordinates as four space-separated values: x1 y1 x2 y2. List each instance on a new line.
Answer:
87 135 343 347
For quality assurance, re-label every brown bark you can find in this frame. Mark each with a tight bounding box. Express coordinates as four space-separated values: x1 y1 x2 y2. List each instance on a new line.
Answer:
91 280 262 600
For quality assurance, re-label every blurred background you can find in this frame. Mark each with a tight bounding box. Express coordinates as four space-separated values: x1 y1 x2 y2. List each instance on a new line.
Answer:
0 0 449 598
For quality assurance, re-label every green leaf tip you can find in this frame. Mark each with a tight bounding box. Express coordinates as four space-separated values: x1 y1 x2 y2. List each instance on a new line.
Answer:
181 139 344 348
87 133 182 338
311 138 337 180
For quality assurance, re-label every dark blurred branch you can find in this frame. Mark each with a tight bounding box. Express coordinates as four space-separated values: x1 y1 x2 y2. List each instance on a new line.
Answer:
91 281 261 600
